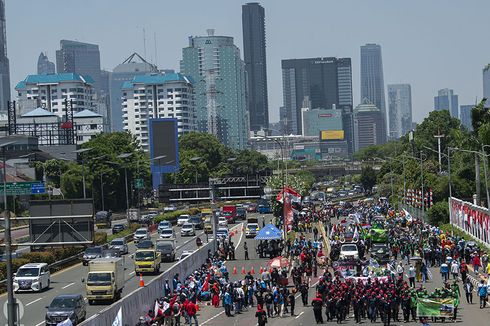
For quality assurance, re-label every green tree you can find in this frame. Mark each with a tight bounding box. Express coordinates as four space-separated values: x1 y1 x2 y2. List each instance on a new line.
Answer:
360 166 377 193
427 200 449 226
62 132 149 211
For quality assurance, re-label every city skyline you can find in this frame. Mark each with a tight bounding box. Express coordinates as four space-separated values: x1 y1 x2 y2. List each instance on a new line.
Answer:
5 0 490 124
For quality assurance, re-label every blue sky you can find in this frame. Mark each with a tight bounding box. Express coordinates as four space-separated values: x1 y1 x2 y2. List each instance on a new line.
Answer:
6 0 490 122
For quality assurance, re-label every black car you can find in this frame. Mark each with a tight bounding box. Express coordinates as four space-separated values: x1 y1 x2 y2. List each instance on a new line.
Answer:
236 208 247 220
45 294 86 325
82 246 103 266
370 243 391 263
136 239 155 249
101 249 121 258
189 216 204 230
112 224 126 234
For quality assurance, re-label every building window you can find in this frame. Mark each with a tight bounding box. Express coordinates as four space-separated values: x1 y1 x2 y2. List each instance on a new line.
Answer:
77 136 84 142
90 124 97 130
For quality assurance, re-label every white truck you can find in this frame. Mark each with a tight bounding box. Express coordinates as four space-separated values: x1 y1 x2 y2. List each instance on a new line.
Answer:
85 257 124 305
127 208 141 223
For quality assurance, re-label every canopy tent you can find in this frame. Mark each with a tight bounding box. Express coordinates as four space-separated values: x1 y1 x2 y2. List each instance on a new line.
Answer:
254 224 282 240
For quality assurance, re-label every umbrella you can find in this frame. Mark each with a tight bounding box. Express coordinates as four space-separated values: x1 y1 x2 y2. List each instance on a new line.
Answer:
268 256 290 269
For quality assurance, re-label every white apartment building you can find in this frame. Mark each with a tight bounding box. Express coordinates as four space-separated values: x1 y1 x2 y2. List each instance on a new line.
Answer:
122 73 196 151
15 73 96 117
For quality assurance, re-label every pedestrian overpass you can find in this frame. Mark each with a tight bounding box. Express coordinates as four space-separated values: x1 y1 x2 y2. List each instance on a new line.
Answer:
159 176 270 203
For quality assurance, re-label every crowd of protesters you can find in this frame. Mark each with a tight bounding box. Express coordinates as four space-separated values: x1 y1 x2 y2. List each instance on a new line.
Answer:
133 197 490 326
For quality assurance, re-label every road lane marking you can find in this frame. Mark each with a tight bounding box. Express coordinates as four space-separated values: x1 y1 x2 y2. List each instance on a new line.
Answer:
62 282 75 289
295 311 304 319
35 321 44 326
129 271 135 276
201 310 225 325
26 297 42 306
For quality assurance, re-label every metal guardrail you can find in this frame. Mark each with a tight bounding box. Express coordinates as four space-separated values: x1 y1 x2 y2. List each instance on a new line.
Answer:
0 232 135 293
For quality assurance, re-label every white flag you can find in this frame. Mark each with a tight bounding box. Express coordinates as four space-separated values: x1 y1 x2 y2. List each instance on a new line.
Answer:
57 319 73 326
112 307 122 326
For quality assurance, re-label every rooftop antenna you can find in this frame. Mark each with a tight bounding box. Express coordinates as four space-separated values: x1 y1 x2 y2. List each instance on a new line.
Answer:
154 32 158 67
143 27 147 60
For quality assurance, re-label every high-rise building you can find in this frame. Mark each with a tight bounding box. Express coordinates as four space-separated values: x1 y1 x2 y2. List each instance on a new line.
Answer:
37 52 55 74
434 88 458 118
242 2 269 132
460 104 473 130
180 29 248 149
56 40 102 90
360 44 386 131
353 98 386 151
387 84 412 139
15 73 96 117
281 57 353 136
483 64 490 101
121 73 196 151
109 53 158 132
0 0 10 111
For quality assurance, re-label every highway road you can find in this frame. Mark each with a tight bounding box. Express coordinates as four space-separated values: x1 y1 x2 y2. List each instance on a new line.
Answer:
0 212 261 326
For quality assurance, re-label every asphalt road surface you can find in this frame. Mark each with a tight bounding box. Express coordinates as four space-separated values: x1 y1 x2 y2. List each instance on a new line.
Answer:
0 213 263 326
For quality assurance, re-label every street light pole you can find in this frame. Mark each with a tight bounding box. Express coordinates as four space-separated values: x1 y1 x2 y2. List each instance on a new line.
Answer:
73 148 93 199
1 141 17 326
100 171 105 211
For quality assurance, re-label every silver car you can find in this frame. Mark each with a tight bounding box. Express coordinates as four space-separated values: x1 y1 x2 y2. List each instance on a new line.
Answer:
109 238 128 255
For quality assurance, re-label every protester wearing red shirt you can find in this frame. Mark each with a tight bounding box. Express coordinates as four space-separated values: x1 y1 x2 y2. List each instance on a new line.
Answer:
186 301 198 326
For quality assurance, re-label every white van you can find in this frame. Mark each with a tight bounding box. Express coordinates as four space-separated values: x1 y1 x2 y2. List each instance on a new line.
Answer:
13 263 50 292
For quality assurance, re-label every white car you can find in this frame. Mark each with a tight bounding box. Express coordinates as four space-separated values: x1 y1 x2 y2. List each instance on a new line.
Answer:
133 228 150 243
164 204 177 212
180 223 195 236
218 216 228 227
216 227 229 239
13 263 50 292
159 228 176 239
177 214 190 226
179 250 195 261
339 243 359 260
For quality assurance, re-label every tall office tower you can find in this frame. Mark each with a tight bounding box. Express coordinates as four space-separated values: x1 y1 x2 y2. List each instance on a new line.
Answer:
56 40 102 91
353 98 386 151
110 53 158 131
242 2 269 132
180 29 248 149
37 52 55 74
459 104 473 130
483 64 490 101
0 0 10 111
387 84 412 139
434 88 459 118
360 44 386 131
281 57 353 135
121 73 196 151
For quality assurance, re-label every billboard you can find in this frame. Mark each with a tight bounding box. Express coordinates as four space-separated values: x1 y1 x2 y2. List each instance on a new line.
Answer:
321 130 344 140
149 118 180 189
28 199 94 245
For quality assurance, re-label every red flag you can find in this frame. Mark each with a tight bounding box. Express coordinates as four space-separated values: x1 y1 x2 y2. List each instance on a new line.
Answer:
201 273 211 292
276 186 302 203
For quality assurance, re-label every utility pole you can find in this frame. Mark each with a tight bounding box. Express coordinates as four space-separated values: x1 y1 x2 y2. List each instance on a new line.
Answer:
475 153 481 206
434 133 445 174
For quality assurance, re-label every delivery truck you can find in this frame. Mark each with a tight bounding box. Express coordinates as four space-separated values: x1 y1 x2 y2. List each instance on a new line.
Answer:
85 257 124 305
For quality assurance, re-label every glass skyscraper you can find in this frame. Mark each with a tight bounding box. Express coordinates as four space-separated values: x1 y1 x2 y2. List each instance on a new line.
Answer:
242 2 269 132
387 84 412 139
434 88 458 118
180 30 248 149
360 44 386 130
459 104 473 131
281 57 353 135
483 64 490 102
0 0 10 111
37 52 55 74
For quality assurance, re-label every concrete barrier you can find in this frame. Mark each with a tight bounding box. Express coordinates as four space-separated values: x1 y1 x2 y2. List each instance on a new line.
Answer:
81 240 214 326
